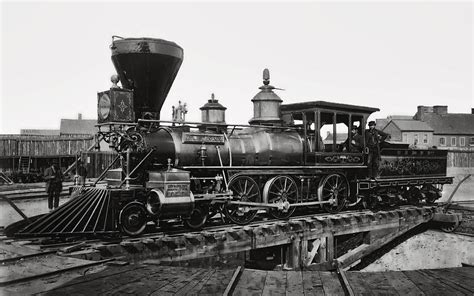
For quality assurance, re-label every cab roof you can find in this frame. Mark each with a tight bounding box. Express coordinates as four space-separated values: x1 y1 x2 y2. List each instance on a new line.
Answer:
281 100 380 115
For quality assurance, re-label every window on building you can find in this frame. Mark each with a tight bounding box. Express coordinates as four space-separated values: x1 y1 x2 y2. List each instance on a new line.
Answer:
402 133 407 143
439 137 446 146
470 137 474 146
414 133 418 145
451 137 457 146
460 137 465 146
423 134 428 144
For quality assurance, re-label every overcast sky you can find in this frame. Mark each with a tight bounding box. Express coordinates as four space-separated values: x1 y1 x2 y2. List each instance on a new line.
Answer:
1 1 472 134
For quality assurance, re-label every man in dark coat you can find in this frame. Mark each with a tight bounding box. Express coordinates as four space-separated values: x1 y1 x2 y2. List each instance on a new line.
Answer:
342 125 363 152
76 160 87 185
365 121 389 179
44 161 63 210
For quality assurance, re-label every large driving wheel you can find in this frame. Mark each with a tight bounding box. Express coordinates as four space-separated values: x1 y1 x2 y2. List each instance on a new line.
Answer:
263 175 298 219
119 202 148 236
318 174 349 213
224 176 261 225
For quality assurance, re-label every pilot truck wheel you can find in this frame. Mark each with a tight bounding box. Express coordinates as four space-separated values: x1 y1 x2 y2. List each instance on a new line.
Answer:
119 202 148 236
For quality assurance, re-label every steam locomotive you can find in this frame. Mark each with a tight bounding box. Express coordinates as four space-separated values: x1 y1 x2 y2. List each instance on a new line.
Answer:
13 37 453 238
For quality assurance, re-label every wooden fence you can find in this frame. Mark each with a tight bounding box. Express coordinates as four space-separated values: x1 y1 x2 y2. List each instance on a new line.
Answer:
0 136 94 157
447 150 474 167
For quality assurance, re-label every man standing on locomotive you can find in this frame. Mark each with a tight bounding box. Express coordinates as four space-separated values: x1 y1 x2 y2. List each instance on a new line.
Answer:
365 121 389 180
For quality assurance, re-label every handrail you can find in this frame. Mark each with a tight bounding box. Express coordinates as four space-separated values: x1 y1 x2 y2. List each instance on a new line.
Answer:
93 154 121 186
215 146 228 189
137 119 301 131
119 148 155 187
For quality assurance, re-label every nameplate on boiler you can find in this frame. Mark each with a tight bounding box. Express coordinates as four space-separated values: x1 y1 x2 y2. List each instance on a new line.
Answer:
182 133 225 144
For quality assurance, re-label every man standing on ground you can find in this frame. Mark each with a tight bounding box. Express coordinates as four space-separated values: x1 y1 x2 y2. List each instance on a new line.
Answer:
365 121 389 180
76 160 87 185
44 160 63 211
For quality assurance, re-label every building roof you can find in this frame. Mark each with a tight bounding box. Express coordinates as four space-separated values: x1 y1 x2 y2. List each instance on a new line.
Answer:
376 119 389 130
421 113 474 135
60 119 97 135
376 115 416 130
324 132 347 143
387 119 433 132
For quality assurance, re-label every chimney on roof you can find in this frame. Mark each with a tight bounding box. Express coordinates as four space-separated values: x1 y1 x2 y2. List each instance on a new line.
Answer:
433 105 447 115
414 105 433 120
78 113 82 120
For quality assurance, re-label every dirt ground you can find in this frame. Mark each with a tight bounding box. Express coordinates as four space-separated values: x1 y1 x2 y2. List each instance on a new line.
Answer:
362 230 474 272
440 167 474 202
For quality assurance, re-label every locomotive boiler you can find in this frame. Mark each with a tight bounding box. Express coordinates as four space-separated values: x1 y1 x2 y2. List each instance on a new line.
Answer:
11 36 453 238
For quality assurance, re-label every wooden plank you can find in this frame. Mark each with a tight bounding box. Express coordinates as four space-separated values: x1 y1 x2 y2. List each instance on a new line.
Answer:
345 272 374 296
161 268 214 295
319 236 327 263
404 270 464 296
320 271 344 295
262 270 286 296
286 271 304 296
421 269 473 294
233 269 267 296
304 239 320 266
197 268 235 295
383 271 425 296
158 267 210 295
326 235 335 260
441 267 474 285
175 269 215 296
302 270 325 296
49 265 160 294
448 267 474 280
223 266 243 296
363 272 399 295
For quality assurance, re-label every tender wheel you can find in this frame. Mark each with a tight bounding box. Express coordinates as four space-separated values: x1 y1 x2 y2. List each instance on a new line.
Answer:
440 221 460 233
184 205 208 230
224 176 261 225
318 174 349 213
405 186 422 205
263 175 298 219
119 202 148 236
422 185 441 204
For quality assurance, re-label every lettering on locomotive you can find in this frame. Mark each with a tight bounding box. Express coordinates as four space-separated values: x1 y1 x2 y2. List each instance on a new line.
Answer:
182 132 225 144
165 184 190 197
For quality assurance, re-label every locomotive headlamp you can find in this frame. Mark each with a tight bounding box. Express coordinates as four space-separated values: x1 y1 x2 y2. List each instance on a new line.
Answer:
98 93 111 120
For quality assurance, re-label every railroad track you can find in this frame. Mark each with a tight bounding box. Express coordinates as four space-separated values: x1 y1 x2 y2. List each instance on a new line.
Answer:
7 205 419 248
0 249 114 287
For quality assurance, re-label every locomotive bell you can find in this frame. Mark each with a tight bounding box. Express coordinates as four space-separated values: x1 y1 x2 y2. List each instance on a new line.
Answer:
249 69 283 126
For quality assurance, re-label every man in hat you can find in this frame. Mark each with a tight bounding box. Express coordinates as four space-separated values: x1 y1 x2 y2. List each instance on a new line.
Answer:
76 160 87 185
342 125 363 152
365 121 389 180
44 160 63 210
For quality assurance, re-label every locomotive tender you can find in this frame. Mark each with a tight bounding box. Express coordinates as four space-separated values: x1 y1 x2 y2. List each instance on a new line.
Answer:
14 37 453 237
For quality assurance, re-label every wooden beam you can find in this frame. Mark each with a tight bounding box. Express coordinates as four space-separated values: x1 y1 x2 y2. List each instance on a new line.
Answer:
304 239 321 266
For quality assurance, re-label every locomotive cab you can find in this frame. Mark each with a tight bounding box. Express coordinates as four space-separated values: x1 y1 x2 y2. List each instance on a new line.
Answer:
281 101 379 167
